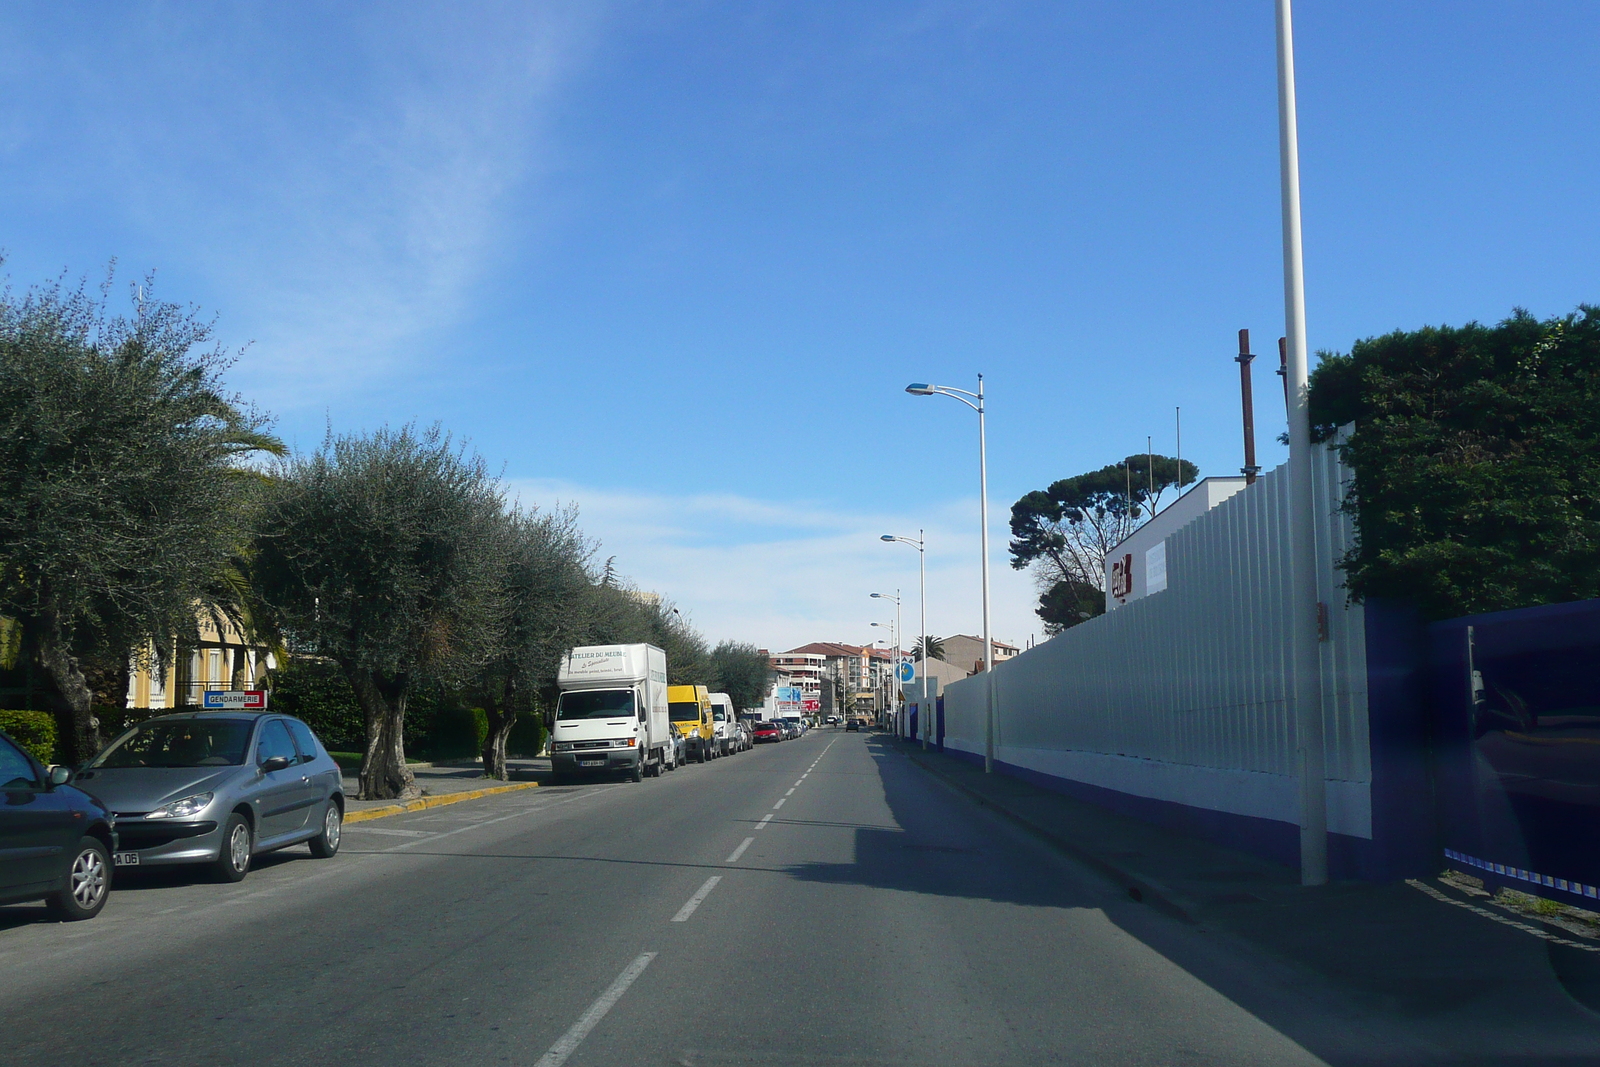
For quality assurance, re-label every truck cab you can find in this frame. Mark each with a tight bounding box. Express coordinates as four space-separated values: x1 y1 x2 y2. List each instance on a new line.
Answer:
668 684 716 763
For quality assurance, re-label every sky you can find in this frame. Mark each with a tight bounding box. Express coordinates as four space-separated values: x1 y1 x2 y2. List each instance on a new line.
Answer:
3 2 1597 653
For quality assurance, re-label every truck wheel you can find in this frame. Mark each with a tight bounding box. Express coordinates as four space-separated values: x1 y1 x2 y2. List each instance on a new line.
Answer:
631 757 644 783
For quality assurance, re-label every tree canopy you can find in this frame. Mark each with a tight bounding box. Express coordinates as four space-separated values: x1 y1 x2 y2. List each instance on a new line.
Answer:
0 271 279 761
709 640 770 711
1008 453 1195 633
251 424 508 799
1309 306 1600 620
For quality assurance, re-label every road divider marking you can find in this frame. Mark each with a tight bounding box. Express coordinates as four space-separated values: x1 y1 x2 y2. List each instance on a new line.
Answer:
785 787 796 796
772 798 786 809
672 876 723 922
534 952 657 1067
725 837 754 863
756 814 773 830
342 826 432 838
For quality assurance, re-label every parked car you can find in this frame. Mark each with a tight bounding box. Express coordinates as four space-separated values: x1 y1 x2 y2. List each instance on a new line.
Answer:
0 729 117 920
752 721 782 744
846 720 860 732
72 712 344 883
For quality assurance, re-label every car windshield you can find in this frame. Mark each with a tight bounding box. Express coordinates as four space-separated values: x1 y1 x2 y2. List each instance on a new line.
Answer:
91 718 253 768
668 701 701 721
558 690 635 720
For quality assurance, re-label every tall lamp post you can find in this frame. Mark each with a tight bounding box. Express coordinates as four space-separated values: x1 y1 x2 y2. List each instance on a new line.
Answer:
879 531 925 743
1276 0 1327 887
869 592 901 735
906 378 994 772
870 623 895 725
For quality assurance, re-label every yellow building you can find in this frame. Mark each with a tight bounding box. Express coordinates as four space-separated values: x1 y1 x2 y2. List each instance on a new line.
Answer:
126 614 277 710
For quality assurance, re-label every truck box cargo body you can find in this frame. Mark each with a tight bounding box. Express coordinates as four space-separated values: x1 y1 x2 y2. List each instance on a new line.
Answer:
668 684 716 762
553 644 671 780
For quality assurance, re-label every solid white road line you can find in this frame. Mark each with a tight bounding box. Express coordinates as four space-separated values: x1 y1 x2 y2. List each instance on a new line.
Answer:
671 876 723 922
341 827 432 838
533 952 657 1067
772 798 786 810
755 814 774 830
725 837 755 863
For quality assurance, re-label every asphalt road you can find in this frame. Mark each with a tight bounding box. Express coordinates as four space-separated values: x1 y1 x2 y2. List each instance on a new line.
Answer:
1 730 1575 1066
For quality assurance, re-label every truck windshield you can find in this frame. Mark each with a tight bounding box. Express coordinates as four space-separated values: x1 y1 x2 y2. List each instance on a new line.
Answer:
668 702 702 721
558 690 636 720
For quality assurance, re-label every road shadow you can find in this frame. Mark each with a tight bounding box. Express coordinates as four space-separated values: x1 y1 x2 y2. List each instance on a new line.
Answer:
780 732 1600 1065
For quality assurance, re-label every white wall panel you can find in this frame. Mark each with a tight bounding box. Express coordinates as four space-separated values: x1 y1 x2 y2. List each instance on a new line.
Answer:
943 435 1370 837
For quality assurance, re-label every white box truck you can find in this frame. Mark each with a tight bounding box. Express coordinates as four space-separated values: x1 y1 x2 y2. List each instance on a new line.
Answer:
552 644 672 781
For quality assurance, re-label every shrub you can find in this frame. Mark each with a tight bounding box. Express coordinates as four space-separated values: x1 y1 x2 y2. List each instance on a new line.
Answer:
1309 306 1600 619
0 708 57 764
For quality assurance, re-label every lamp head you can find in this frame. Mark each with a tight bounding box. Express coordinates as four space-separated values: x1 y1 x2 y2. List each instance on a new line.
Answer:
880 534 895 542
905 383 935 396
870 592 883 599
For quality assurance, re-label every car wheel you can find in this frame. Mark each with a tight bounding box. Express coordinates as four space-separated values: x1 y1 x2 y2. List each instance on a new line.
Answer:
213 813 253 883
630 757 644 783
309 800 343 858
45 836 111 921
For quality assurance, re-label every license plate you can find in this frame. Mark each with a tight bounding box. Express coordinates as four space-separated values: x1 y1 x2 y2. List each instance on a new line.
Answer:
578 759 605 767
113 852 141 866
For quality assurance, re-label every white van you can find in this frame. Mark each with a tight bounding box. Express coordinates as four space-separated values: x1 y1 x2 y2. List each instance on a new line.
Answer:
552 645 672 781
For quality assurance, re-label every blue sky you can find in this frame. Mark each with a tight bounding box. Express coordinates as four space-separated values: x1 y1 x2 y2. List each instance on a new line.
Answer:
3 2 1597 651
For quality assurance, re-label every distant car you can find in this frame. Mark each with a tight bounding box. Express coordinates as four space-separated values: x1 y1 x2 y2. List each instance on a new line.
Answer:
0 729 117 920
845 720 860 732
752 721 782 744
72 712 344 883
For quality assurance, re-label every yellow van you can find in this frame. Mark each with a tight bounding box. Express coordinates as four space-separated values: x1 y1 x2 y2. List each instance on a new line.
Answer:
667 684 716 763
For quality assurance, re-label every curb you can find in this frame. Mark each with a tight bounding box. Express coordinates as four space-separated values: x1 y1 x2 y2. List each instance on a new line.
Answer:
903 750 1195 924
344 781 541 824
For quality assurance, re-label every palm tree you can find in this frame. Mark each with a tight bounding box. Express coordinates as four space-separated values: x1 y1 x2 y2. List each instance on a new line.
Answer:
912 635 945 662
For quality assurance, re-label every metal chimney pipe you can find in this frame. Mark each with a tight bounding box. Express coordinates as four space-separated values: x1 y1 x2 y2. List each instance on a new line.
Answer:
1236 329 1260 485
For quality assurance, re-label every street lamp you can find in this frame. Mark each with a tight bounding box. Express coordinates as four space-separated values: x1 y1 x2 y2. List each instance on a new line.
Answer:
876 591 902 742
880 531 926 746
905 377 994 772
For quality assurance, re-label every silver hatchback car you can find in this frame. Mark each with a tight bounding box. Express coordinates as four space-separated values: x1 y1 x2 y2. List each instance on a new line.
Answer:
72 712 344 882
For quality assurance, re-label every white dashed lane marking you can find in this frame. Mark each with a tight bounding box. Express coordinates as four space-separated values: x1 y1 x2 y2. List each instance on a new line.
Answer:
725 837 754 863
671 876 722 922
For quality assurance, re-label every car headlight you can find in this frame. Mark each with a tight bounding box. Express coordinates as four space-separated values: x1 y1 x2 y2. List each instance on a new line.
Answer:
145 792 214 820
618 737 636 747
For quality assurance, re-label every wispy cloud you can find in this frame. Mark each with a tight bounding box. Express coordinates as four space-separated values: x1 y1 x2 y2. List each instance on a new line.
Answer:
508 479 1046 653
1 4 605 408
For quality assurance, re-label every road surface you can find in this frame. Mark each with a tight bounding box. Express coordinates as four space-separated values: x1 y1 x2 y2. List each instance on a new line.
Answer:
0 730 1522 1065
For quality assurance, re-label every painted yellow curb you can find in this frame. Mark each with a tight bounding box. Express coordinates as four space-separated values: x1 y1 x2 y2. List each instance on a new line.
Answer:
344 780 541 824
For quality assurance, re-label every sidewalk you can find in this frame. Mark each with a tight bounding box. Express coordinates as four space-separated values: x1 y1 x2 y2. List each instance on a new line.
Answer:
341 757 551 821
891 736 1600 1039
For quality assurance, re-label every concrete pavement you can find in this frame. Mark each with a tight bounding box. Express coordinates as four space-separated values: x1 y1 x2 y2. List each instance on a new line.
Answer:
3 728 1597 1065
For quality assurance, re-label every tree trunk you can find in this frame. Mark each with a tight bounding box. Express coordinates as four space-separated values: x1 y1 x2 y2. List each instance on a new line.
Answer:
347 668 418 801
480 675 516 781
30 613 98 766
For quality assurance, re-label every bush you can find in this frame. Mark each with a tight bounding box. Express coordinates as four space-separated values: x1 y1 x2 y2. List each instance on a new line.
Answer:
1310 306 1600 619
268 658 365 752
0 708 56 764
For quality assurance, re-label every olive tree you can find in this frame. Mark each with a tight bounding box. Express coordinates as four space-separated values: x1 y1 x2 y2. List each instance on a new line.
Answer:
0 271 278 762
252 425 507 799
471 505 593 780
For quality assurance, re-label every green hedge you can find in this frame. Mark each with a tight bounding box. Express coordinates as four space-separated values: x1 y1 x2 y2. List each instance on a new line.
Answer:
267 659 487 761
0 709 57 764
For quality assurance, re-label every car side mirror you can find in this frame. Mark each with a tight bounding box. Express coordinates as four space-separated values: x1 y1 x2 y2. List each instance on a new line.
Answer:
260 755 292 773
48 765 73 787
